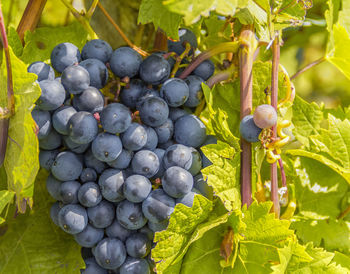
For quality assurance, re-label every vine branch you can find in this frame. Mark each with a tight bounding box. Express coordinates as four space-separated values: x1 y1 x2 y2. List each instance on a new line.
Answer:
87 0 99 18
290 57 325 80
338 205 350 220
153 28 168 52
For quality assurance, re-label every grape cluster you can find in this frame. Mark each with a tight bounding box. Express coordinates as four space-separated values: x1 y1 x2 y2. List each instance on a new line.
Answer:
30 30 216 273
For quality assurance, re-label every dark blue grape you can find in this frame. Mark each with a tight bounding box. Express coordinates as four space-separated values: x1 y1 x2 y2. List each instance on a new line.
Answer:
100 103 132 134
163 144 193 170
32 108 52 140
58 204 88 234
37 80 66 110
98 169 125 202
192 59 215 80
162 166 193 198
142 189 175 223
68 111 98 144
106 220 134 242
50 42 81 73
139 54 170 85
28 61 55 81
107 149 134 170
46 174 62 200
152 148 165 179
82 257 107 274
120 79 144 109
80 168 98 183
80 59 109 89
117 200 147 230
154 118 174 144
63 135 90 154
121 123 148 151
120 257 150 274
51 151 83 181
138 226 154 241
110 47 142 78
82 39 113 63
147 220 168 232
74 224 104 248
61 65 90 94
139 97 169 127
157 139 175 150
84 149 107 174
184 75 204 107
239 115 262 143
125 233 151 258
176 189 201 207
143 126 158 151
174 114 206 148
39 129 62 150
78 182 102 207
87 200 115 228
94 238 126 269
59 180 81 204
188 147 202 175
123 175 152 203
92 133 122 162
168 28 198 56
193 174 212 199
131 150 159 178
72 87 104 113
52 106 77 135
135 88 159 110
39 149 59 170
160 78 189 107
50 201 62 226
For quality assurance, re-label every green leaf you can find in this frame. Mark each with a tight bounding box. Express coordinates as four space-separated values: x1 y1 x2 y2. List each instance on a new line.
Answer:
274 0 308 30
0 170 84 273
0 191 14 224
1 47 41 212
138 0 182 38
151 195 214 273
7 27 23 57
332 252 350 270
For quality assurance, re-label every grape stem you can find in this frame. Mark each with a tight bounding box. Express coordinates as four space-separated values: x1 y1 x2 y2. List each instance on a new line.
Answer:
271 33 280 218
290 57 325 80
170 42 191 78
179 41 240 79
207 71 231 88
87 0 99 18
16 0 47 43
97 2 149 57
338 205 350 220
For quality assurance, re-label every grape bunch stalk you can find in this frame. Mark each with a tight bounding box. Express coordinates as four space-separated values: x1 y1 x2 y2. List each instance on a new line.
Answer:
29 29 217 273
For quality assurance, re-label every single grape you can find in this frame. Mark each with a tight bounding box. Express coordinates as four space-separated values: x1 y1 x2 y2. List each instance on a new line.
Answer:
162 144 192 170
100 103 132 134
39 129 62 150
92 133 123 162
142 189 175 223
61 65 90 94
174 114 206 148
84 149 107 174
106 220 134 242
98 169 125 202
110 47 142 78
52 106 77 135
253 104 278 129
160 78 189 107
193 174 212 198
176 189 201 207
143 126 158 151
151 148 165 179
192 59 215 80
80 59 109 89
82 257 107 274
131 150 159 178
239 115 262 143
80 168 98 183
168 107 189 122
119 257 150 274
67 111 98 144
188 147 202 175
125 233 151 258
63 135 90 154
117 200 147 230
58 204 88 234
46 174 62 200
154 118 174 144
107 149 134 170
147 220 168 232
50 202 62 226
121 123 148 151
74 224 104 248
168 28 198 55
139 96 169 127
139 54 170 85
59 180 81 204
94 238 127 269
87 200 115 228
32 108 52 139
162 166 193 198
78 182 102 207
72 87 104 113
184 75 204 107
123 175 152 203
39 149 59 170
138 226 154 241
28 61 55 81
37 80 66 111
120 79 145 109
51 151 83 181
135 88 159 110
50 42 81 73
82 39 113 63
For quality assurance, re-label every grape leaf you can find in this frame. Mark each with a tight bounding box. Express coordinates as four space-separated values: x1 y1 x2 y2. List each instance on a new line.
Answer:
332 252 350 270
138 0 182 38
7 27 23 57
0 47 41 213
0 170 84 273
0 191 14 224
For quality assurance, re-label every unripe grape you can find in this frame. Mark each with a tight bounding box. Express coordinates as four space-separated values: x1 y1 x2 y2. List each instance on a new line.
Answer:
253 104 277 129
